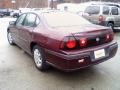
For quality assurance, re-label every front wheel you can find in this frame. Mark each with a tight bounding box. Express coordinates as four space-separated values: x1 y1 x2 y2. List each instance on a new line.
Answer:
33 45 49 71
107 23 114 31
7 31 14 45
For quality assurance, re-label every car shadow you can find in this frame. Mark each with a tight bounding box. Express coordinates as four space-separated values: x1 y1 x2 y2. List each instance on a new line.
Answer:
42 65 106 82
9 43 111 88
14 44 108 79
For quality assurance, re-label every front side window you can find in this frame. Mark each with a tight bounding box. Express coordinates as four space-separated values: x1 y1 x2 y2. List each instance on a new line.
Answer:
16 14 26 26
111 7 118 15
103 6 110 15
23 13 36 27
85 6 100 15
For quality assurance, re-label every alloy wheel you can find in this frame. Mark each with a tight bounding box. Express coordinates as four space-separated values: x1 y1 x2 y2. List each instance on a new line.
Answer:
8 32 13 44
33 48 43 68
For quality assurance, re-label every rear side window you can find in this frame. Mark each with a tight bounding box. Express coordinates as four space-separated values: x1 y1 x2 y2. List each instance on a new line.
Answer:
111 7 118 15
103 6 110 15
85 6 100 15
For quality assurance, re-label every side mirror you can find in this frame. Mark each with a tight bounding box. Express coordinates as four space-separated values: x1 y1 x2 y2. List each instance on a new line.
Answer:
9 21 15 26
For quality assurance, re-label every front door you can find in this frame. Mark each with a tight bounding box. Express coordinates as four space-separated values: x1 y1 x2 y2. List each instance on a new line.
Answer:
18 13 37 52
14 13 27 46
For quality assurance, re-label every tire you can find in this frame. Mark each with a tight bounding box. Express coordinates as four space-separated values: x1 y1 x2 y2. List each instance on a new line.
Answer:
33 45 49 71
0 15 3 18
7 31 15 45
107 23 114 31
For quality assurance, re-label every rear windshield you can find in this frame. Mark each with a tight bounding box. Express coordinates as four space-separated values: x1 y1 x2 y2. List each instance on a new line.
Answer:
85 6 100 15
43 12 91 27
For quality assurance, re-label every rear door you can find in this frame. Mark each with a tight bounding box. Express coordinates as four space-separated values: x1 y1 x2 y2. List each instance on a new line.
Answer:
111 6 120 27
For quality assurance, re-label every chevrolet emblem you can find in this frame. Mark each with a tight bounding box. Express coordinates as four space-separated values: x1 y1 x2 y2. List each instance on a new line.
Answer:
96 37 100 42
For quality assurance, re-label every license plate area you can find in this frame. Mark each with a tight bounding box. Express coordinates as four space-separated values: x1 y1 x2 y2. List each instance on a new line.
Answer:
94 49 105 59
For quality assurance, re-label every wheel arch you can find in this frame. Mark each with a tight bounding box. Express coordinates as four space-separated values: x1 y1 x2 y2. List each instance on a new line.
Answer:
108 21 114 25
7 28 10 32
30 42 38 53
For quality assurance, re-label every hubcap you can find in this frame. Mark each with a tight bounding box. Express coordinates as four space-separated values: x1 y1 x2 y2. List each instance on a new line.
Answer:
34 49 42 67
8 32 13 44
108 24 113 29
109 25 112 29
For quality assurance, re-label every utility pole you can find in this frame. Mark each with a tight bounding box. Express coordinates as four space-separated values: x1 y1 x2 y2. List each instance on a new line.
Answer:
48 0 53 8
48 0 50 8
11 0 16 9
25 0 32 8
51 0 54 9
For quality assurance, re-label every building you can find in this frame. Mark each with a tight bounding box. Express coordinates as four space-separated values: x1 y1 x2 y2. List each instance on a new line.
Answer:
0 0 12 8
0 0 119 9
0 0 88 9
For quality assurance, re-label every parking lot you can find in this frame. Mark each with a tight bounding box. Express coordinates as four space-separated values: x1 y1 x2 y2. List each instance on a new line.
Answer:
0 18 120 90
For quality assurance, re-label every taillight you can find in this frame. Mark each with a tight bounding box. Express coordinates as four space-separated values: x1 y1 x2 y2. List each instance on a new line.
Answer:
80 38 87 47
60 36 77 50
60 36 88 50
66 40 76 49
99 15 104 23
105 33 114 42
106 34 110 40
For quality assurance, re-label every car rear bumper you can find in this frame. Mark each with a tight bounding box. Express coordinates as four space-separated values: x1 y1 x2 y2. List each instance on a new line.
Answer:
45 42 118 71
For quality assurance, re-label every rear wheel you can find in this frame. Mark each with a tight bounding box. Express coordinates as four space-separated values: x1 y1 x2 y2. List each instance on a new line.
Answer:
0 15 3 18
107 23 114 31
33 45 49 71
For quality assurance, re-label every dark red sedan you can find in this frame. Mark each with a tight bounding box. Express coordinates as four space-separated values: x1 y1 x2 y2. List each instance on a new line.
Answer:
7 11 118 71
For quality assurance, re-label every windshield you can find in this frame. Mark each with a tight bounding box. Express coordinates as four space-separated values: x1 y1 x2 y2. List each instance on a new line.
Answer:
43 12 91 27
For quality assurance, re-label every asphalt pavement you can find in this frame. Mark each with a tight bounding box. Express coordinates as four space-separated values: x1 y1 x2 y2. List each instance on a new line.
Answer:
0 18 120 90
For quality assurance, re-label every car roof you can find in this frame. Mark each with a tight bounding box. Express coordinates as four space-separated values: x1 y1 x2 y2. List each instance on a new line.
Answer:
25 9 66 16
80 1 120 7
87 1 120 7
